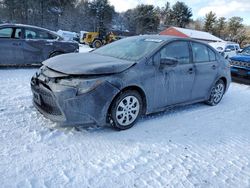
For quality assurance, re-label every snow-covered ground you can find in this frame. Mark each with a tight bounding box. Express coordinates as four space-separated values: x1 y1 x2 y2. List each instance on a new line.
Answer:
0 68 250 188
79 44 92 53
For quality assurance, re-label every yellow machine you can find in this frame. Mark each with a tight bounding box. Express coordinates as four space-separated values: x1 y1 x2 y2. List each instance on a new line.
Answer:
83 31 118 48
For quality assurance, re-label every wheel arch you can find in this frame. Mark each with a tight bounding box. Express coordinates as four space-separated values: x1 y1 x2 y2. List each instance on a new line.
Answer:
219 77 227 88
49 50 64 58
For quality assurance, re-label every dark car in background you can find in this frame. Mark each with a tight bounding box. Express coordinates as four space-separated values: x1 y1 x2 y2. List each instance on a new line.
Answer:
31 35 231 130
0 24 79 66
230 46 250 78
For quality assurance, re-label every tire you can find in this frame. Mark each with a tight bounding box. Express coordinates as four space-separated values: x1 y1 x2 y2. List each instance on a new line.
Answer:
110 90 143 130
206 79 225 106
93 40 102 48
50 51 63 58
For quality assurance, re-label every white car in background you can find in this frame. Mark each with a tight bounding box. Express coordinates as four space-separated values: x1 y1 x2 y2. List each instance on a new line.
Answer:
57 29 80 42
209 42 241 59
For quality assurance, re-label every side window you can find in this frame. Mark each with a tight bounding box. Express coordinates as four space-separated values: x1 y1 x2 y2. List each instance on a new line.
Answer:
0 28 13 38
208 47 216 61
160 41 190 64
48 33 57 40
192 42 209 63
225 45 235 51
25 29 36 39
25 28 56 40
14 28 22 39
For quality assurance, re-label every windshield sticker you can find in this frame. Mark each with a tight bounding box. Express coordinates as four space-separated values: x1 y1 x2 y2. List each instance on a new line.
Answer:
144 39 163 43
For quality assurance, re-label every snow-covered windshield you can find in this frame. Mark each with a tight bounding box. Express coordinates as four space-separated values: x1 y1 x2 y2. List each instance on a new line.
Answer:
93 37 164 61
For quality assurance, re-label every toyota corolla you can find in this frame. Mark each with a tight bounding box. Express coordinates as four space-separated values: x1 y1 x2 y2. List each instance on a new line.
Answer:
31 35 231 130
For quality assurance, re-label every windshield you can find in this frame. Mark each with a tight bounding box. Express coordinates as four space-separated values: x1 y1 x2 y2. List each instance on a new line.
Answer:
241 47 250 55
93 37 164 61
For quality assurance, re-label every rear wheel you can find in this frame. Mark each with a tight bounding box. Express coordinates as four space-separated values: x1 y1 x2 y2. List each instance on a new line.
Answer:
93 39 102 48
206 79 225 106
110 90 143 130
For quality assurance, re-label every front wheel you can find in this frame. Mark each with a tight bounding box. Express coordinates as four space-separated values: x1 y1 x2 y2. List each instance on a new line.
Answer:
206 79 225 106
110 90 143 130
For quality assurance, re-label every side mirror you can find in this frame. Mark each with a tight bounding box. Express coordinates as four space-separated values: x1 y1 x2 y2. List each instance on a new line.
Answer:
160 57 178 66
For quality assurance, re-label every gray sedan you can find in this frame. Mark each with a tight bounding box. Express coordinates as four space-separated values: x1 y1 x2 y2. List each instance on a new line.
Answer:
0 24 79 66
31 35 231 130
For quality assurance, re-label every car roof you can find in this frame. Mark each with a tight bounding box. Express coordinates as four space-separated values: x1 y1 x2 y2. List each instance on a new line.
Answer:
130 34 209 43
0 23 60 38
209 41 239 46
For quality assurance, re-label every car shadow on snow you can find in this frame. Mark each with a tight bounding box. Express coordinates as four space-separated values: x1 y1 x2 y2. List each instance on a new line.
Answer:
66 102 207 134
39 94 247 147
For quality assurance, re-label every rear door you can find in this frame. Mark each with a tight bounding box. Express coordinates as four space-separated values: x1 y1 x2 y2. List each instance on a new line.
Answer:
0 27 24 65
191 42 219 100
23 27 57 64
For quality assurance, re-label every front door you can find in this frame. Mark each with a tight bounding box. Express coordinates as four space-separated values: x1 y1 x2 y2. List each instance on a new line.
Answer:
156 41 195 107
0 27 24 65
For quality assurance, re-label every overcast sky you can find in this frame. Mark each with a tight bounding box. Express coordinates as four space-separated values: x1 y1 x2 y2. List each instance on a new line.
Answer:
109 0 250 25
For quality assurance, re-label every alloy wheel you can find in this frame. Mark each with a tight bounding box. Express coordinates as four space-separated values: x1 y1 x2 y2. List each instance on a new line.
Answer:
115 96 140 126
212 83 225 103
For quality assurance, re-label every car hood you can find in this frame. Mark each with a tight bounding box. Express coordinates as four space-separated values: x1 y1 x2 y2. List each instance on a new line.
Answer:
43 52 135 75
230 54 250 62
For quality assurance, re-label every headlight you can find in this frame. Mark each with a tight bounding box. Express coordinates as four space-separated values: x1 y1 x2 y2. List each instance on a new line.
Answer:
77 80 102 95
58 79 80 87
58 79 102 95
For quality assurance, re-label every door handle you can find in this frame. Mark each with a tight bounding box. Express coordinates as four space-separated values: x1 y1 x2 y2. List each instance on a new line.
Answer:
12 42 22 46
212 65 216 70
188 68 194 74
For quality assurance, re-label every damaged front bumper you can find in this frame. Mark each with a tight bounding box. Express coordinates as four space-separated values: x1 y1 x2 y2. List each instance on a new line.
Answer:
30 74 120 127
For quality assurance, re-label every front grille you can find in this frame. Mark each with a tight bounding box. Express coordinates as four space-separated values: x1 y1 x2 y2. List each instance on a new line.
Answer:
231 60 250 68
32 82 62 116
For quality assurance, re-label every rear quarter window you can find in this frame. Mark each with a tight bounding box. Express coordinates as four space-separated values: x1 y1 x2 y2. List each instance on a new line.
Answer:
225 45 235 51
208 47 216 61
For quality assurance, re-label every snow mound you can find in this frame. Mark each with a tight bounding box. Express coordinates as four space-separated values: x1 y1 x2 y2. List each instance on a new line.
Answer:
79 44 92 53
